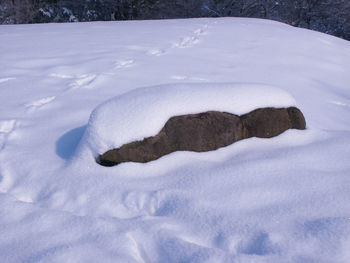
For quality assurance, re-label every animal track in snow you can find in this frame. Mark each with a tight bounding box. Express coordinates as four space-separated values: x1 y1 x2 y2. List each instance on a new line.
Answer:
173 36 200 48
0 77 15 84
145 24 209 55
51 73 98 89
69 74 97 89
194 28 207 36
0 119 17 150
0 120 16 134
147 49 166 56
172 25 208 49
114 59 134 69
26 96 56 109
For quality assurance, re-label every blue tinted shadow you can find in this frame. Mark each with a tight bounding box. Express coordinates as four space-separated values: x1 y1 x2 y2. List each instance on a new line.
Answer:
56 125 86 160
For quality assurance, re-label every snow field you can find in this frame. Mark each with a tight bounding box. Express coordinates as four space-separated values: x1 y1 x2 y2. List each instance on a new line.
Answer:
0 18 350 262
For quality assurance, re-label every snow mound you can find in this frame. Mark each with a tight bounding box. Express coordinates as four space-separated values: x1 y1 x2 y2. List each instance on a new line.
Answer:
79 83 297 157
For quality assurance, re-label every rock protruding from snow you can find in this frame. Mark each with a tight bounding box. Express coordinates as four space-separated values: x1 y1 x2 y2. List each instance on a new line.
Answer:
79 83 297 158
241 107 306 138
97 107 305 166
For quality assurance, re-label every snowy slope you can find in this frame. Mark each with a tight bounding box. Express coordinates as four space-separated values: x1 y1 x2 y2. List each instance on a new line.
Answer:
0 18 350 262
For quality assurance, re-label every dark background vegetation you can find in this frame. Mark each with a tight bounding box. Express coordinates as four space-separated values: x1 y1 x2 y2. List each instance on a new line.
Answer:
1 0 349 40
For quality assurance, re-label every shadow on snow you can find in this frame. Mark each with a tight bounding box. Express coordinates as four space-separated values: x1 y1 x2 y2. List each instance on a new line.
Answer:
56 125 86 160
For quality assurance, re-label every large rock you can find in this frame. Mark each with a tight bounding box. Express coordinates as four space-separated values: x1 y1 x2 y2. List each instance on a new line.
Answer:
97 106 306 166
241 107 306 138
98 111 243 166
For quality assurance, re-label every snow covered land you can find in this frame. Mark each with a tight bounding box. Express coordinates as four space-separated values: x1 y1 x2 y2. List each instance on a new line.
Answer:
0 18 350 262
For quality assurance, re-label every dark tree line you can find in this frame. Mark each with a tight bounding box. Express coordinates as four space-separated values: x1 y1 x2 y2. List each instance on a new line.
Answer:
0 0 349 40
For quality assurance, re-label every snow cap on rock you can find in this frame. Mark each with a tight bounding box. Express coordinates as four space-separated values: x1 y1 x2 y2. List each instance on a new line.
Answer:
79 83 297 157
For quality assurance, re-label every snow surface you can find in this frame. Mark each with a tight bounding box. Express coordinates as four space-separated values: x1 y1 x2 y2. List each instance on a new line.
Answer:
0 18 350 262
82 83 296 157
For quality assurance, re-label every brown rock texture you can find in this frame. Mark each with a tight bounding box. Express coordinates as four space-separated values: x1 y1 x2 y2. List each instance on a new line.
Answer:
97 107 306 166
